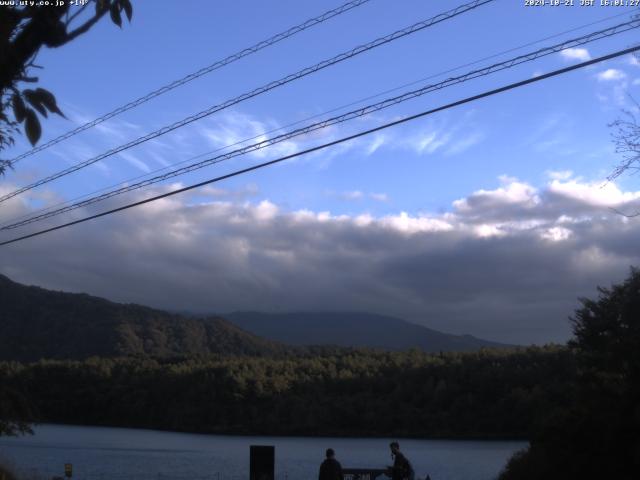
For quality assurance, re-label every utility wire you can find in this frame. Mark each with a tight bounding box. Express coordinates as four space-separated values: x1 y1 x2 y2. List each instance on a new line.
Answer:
3 18 638 231
6 0 373 165
3 9 633 229
0 0 496 205
1 44 638 248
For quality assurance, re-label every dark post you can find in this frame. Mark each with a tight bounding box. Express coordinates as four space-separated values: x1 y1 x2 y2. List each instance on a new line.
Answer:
250 445 275 480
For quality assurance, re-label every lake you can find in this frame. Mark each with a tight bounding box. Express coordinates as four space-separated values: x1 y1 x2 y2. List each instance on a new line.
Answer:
0 425 526 480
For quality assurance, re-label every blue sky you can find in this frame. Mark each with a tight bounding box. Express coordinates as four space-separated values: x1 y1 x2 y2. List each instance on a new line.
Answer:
2 0 640 344
8 0 640 211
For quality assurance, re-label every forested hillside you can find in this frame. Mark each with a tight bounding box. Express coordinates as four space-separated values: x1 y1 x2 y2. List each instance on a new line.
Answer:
0 274 282 361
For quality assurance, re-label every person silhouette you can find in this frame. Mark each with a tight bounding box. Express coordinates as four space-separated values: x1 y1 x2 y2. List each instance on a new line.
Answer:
388 442 414 480
319 448 343 480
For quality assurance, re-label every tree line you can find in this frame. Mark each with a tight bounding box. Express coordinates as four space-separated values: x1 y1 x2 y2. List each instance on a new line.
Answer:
0 346 574 439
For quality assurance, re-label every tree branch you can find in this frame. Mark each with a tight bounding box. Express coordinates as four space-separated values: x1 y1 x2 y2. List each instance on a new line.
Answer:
63 5 109 44
65 2 91 30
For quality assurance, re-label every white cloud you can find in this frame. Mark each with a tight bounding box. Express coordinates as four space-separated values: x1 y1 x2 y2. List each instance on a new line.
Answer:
378 212 454 234
445 132 484 156
453 176 540 214
366 134 387 156
525 113 573 153
596 69 627 82
541 227 572 242
548 178 640 207
560 48 591 62
197 183 259 200
329 190 389 202
198 111 301 160
370 193 389 202
117 151 151 173
342 190 364 200
396 120 484 158
253 200 279 221
413 131 449 155
474 224 505 238
546 170 573 181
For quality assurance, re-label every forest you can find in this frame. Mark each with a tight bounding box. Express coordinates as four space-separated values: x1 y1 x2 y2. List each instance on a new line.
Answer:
0 346 573 438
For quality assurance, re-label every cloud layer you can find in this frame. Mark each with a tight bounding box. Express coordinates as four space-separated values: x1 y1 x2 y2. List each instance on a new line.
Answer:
1 174 640 345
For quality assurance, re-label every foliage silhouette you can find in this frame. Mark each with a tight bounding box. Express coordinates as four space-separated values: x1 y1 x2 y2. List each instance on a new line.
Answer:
499 268 640 479
0 0 133 174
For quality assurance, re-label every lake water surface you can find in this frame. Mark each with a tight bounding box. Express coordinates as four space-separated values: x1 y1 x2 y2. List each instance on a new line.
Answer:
0 424 525 480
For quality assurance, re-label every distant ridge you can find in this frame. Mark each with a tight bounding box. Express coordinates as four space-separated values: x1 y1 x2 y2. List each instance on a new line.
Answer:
225 311 513 352
0 274 282 361
0 273 512 361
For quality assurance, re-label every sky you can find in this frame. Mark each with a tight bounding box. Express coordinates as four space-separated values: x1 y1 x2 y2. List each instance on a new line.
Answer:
2 0 640 344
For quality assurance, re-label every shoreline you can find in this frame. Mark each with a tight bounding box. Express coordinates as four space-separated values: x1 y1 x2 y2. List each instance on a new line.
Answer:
18 421 529 443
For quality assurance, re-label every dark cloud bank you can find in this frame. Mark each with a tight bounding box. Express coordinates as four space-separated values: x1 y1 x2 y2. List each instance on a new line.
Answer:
2 175 639 344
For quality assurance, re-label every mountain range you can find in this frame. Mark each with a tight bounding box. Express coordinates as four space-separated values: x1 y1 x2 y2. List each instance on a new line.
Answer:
0 274 511 361
226 311 511 352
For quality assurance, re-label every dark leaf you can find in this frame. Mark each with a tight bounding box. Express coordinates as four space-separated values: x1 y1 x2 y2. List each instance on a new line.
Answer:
96 0 108 15
110 3 122 27
34 88 65 118
23 89 48 118
12 94 26 123
24 109 42 146
120 0 133 21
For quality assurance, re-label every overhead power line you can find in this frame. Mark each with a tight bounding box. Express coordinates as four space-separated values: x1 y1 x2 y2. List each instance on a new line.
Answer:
0 0 496 205
1 44 638 248
6 0 373 165
3 9 633 230
3 18 639 231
